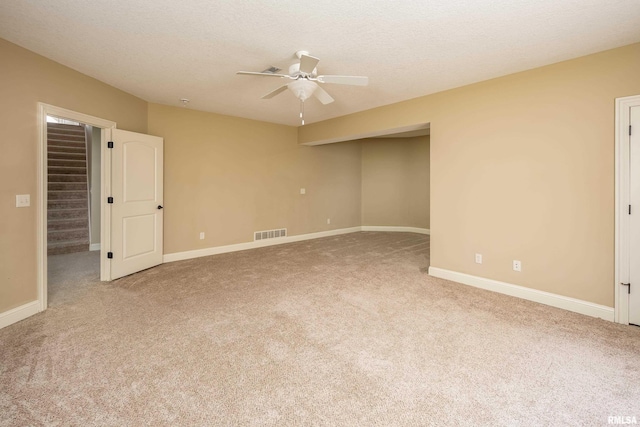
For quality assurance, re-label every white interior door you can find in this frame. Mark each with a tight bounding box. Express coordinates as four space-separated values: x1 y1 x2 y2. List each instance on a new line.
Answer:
630 106 640 325
110 129 163 279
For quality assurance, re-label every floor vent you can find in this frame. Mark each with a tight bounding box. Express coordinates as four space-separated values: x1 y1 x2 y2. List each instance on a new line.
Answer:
254 228 287 241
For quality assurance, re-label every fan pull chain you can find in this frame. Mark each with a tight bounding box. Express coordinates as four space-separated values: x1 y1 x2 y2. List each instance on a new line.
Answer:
300 99 305 125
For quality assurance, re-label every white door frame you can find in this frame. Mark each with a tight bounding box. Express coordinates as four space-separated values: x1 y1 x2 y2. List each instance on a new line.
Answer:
614 95 640 324
37 103 116 311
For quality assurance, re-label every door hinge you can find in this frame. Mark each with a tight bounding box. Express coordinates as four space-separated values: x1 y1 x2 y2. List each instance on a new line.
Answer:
107 141 114 148
107 252 113 259
107 196 114 204
622 283 631 294
630 205 632 215
630 125 632 136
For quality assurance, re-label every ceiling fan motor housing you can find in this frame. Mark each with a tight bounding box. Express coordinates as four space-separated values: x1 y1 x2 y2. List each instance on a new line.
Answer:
289 62 317 77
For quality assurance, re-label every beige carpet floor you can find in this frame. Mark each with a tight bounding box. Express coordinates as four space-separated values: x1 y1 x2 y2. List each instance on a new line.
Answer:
1 232 639 426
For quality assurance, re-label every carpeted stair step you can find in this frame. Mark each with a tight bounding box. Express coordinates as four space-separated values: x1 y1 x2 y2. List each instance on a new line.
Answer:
47 127 86 138
48 166 87 175
47 130 86 138
48 127 85 134
47 140 86 147
48 208 87 220
48 125 85 133
48 190 88 201
48 182 87 191
48 146 86 155
48 228 89 243
47 131 85 139
48 218 89 231
48 174 87 183
48 199 87 210
47 141 86 149
48 158 86 167
48 151 86 161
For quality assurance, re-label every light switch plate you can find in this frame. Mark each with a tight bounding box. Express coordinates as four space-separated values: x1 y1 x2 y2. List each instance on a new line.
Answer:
16 194 30 207
300 188 306 195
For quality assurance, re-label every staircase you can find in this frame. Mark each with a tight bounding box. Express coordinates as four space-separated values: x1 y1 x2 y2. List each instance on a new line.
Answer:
47 123 90 255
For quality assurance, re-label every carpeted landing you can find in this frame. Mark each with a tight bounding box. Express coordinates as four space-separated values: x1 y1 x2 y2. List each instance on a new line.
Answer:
1 232 639 426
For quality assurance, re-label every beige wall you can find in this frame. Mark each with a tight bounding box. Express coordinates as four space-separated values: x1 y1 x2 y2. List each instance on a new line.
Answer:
147 104 362 254
301 42 640 307
0 38 148 313
361 136 430 228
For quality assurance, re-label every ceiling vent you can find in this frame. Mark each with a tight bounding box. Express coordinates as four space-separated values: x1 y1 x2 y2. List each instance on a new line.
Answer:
261 66 281 74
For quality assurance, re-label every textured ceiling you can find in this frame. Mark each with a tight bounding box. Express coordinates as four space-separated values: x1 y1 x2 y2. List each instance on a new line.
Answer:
1 1 639 126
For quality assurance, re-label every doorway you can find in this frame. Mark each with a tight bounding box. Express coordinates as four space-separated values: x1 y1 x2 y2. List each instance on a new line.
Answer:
615 95 640 325
45 115 101 304
37 103 116 310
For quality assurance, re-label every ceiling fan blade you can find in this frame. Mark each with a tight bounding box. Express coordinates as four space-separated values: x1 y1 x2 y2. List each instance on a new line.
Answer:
237 71 291 78
261 85 289 99
317 75 369 86
299 54 320 74
313 86 335 105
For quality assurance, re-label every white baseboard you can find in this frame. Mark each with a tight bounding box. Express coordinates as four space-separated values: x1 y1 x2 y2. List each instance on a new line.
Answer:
164 226 430 264
428 267 614 321
0 300 41 330
90 243 100 251
361 226 430 235
163 227 362 263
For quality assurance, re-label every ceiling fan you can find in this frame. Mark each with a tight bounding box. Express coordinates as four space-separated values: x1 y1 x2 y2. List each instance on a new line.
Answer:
237 50 369 124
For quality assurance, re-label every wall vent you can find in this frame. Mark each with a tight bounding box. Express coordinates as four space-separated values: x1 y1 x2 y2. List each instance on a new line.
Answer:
254 228 287 241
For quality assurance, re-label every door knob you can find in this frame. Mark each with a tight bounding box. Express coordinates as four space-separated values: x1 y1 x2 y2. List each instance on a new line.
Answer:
157 205 164 209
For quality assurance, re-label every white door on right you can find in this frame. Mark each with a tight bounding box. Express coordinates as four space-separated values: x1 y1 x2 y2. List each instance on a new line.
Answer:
110 129 164 280
629 105 640 326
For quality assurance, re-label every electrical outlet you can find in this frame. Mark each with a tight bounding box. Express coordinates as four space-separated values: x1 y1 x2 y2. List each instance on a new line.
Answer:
327 218 331 225
513 260 522 272
199 232 205 240
475 253 482 264
16 194 30 207
300 188 306 195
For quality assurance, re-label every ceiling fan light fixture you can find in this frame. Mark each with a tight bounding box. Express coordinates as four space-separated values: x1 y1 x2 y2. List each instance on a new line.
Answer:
287 79 318 101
